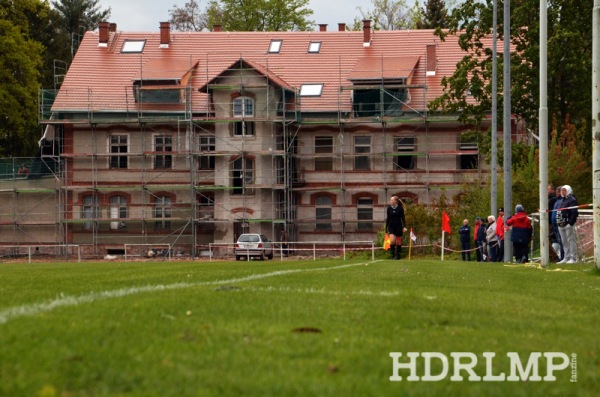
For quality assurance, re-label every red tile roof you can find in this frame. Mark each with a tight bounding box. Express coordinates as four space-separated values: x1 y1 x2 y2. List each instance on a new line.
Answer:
52 28 497 115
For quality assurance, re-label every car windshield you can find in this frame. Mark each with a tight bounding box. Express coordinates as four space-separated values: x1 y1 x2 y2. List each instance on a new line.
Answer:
239 234 259 243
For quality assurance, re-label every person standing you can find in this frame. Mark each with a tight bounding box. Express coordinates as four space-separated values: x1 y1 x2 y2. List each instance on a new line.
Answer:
506 204 533 263
458 219 471 261
385 196 406 260
496 207 505 262
474 217 487 262
556 185 579 264
551 186 564 262
486 215 499 262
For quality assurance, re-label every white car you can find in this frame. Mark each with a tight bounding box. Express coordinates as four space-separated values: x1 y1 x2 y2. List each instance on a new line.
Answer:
235 234 274 260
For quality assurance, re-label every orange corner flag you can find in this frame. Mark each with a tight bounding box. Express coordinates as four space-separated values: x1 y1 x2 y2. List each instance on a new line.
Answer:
442 211 451 234
383 233 391 250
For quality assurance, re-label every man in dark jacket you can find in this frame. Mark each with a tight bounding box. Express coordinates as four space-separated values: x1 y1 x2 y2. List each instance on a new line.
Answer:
506 204 533 263
458 219 471 261
474 217 487 262
556 185 578 264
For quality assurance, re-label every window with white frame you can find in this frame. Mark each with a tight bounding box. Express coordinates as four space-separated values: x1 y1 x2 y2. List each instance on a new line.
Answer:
315 196 332 231
109 135 128 169
357 197 374 231
154 135 173 169
109 195 127 230
154 196 172 230
82 195 99 231
233 97 254 117
315 136 333 171
198 135 215 170
394 136 416 170
231 158 254 195
354 136 371 170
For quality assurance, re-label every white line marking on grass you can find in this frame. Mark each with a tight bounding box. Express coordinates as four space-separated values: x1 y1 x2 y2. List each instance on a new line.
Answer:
0 260 382 325
244 286 400 297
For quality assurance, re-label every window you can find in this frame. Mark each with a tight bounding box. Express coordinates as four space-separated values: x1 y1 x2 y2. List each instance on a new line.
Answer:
353 87 406 117
315 196 332 231
122 40 146 53
233 97 254 117
308 41 321 53
268 39 282 53
154 135 173 169
354 136 371 170
233 121 255 136
300 84 324 97
82 195 98 231
154 196 172 230
394 137 416 170
357 198 373 231
109 135 128 169
198 135 215 170
109 195 127 230
459 137 478 170
232 158 254 195
315 136 333 171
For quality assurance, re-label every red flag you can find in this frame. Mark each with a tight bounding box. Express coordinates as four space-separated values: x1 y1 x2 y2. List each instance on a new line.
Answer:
442 211 451 234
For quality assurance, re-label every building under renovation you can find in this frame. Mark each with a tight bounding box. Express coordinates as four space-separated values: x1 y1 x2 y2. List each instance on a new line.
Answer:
0 21 519 257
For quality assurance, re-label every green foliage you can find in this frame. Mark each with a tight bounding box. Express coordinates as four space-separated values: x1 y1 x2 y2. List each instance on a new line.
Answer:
415 0 450 29
431 0 592 141
169 0 212 32
0 19 43 156
357 0 414 30
206 0 314 31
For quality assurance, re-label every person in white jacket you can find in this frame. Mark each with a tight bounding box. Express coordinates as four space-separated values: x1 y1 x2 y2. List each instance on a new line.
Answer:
486 215 499 262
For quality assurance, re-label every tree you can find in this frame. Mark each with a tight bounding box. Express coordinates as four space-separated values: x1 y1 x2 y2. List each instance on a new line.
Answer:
415 0 449 29
172 0 314 32
169 0 211 31
0 20 43 156
357 0 415 30
52 0 111 55
430 0 592 137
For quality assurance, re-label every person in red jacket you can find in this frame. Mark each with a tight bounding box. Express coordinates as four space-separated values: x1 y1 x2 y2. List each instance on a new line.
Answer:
506 204 533 263
496 207 505 261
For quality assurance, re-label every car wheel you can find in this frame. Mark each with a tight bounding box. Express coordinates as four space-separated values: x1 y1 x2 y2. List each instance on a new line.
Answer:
267 252 273 260
236 255 241 261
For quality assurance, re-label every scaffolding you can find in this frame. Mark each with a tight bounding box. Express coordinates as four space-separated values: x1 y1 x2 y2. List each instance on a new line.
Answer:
0 52 497 258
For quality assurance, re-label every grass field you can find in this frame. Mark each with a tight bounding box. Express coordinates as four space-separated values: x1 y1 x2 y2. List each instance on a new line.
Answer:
0 258 599 397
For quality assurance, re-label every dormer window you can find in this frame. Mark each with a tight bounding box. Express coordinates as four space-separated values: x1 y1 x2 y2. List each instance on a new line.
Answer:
308 42 321 53
133 79 181 103
233 97 254 117
122 40 146 53
300 84 323 97
268 39 282 53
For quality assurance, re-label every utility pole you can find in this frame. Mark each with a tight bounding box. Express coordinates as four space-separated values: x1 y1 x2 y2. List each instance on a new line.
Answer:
539 0 549 267
503 0 513 262
593 0 600 269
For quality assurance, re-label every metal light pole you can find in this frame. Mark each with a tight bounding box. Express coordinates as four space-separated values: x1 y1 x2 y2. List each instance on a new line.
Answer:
503 0 513 262
593 0 600 269
539 0 549 267
491 0 498 217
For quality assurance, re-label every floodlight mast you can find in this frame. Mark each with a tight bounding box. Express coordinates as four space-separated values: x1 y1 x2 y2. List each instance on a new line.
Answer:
593 0 600 269
539 0 549 267
503 0 513 262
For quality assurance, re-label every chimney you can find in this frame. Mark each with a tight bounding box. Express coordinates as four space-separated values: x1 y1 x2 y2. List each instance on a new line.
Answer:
363 19 371 47
160 22 170 47
426 44 437 76
319 24 328 32
338 23 346 32
213 24 222 32
98 22 109 47
109 23 117 32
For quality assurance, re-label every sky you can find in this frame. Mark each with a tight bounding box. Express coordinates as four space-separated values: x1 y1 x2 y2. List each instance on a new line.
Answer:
97 0 415 32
